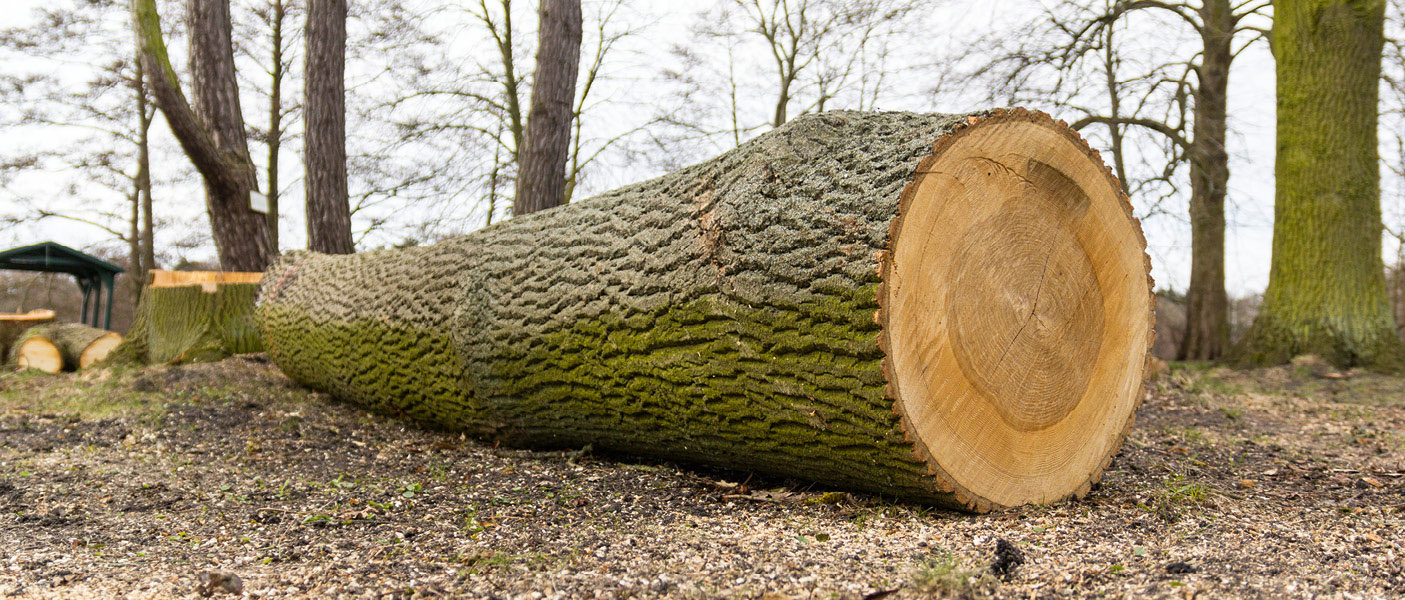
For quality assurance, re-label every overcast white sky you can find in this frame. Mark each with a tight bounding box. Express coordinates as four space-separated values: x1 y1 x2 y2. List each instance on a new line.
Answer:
0 0 1366 298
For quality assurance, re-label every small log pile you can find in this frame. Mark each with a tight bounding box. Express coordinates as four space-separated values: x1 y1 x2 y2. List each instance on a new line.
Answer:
9 323 122 373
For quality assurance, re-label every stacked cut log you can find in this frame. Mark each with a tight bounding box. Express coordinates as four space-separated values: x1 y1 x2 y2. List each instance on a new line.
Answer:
107 270 265 365
257 109 1155 511
1 309 56 357
9 323 123 373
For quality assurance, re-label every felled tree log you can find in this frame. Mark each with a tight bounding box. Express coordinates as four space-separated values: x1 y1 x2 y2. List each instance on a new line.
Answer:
53 324 122 369
9 326 62 373
107 270 264 365
8 323 122 372
258 109 1154 511
0 309 56 358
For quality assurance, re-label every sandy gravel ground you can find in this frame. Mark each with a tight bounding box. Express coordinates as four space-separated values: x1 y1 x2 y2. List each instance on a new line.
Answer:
0 355 1401 599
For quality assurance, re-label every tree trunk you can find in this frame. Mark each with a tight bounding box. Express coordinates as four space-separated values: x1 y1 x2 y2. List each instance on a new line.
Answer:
267 0 286 254
139 71 156 283
133 0 271 272
130 53 153 308
1179 0 1232 361
258 110 1155 511
128 176 143 308
488 0 525 163
1101 25 1129 194
512 0 582 216
304 0 354 254
188 0 272 270
1236 0 1402 368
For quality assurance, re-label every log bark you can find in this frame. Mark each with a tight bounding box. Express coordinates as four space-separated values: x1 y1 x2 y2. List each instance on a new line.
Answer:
108 271 265 365
258 109 1154 511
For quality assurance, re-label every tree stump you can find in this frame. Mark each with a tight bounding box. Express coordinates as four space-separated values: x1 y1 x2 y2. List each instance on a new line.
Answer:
108 270 265 365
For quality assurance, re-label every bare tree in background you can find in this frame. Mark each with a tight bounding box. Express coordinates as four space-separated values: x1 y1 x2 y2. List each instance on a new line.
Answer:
655 0 914 168
234 0 301 254
968 0 1270 361
1378 3 1405 340
132 55 156 297
304 0 354 252
731 0 914 127
0 1 160 303
513 0 582 217
351 0 642 231
134 0 273 271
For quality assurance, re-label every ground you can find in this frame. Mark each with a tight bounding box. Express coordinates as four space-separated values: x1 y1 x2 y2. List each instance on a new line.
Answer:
0 356 1401 599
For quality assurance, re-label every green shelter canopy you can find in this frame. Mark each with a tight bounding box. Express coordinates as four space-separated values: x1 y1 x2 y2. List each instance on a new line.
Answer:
0 242 123 329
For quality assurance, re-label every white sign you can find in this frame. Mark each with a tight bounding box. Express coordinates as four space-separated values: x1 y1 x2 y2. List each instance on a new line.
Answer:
250 191 269 214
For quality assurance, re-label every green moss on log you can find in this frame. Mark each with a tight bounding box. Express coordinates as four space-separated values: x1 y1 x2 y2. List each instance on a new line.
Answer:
49 324 115 368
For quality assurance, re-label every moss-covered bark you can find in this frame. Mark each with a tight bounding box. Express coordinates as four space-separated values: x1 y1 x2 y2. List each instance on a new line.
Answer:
260 112 970 504
47 324 115 369
260 111 1153 508
1235 0 1402 369
109 283 264 365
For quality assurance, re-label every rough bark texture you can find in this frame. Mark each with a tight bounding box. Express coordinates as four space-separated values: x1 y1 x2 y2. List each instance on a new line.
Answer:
512 0 582 216
260 110 1151 508
304 0 354 254
1179 0 1233 361
262 112 999 505
140 58 156 283
109 283 264 365
133 0 272 271
1236 0 1402 368
190 0 272 271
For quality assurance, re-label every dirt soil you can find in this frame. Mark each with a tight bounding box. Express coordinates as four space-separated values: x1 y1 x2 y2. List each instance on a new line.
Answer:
0 355 1402 599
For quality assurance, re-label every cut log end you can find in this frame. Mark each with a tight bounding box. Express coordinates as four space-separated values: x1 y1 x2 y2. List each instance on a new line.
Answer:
14 337 63 374
882 109 1153 511
79 332 123 369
